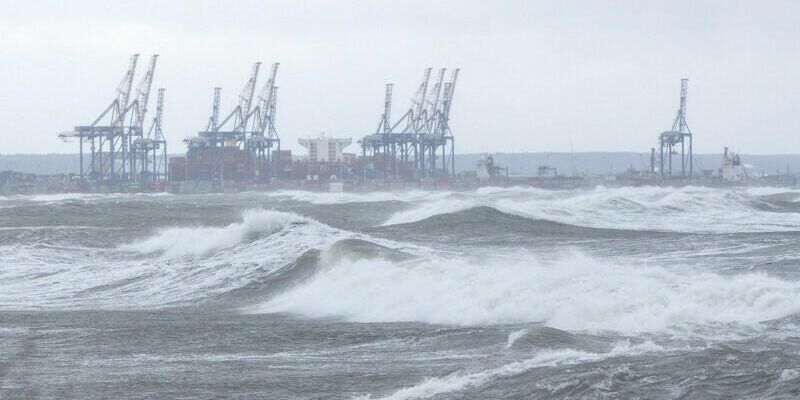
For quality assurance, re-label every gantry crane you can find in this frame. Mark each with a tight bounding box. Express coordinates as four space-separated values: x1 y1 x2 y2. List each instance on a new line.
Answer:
659 79 693 178
360 67 459 180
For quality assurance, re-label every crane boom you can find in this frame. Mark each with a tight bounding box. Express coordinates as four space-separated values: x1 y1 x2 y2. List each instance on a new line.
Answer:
443 68 460 118
237 62 261 132
377 83 394 133
117 54 140 119
269 87 278 138
679 78 688 133
134 54 159 129
426 68 446 128
671 78 689 133
207 87 222 132
412 68 432 120
154 88 165 135
256 62 280 134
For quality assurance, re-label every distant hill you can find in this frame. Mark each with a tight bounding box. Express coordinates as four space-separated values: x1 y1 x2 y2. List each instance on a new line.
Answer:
0 154 81 175
3 152 800 177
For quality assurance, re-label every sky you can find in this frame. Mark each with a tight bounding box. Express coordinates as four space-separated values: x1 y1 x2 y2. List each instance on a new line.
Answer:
1 0 799 155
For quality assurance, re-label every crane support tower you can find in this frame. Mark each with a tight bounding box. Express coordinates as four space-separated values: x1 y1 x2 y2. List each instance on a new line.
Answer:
658 78 693 179
359 67 459 180
247 62 281 181
132 88 168 185
59 54 166 187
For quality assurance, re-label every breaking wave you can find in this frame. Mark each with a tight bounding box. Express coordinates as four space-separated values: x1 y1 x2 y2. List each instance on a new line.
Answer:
374 206 623 240
255 250 800 333
266 189 452 205
121 209 306 258
6 188 800 328
504 327 613 352
363 340 665 400
0 192 171 205
381 185 800 233
0 209 346 309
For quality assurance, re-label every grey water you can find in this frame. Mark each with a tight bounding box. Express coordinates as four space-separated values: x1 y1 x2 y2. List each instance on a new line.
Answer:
2 187 800 399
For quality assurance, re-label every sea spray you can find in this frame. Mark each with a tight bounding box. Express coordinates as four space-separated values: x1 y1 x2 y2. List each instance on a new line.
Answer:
257 250 800 332
0 209 345 308
381 185 800 232
121 209 306 258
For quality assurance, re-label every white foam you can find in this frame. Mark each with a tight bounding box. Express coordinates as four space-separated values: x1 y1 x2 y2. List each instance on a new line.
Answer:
381 196 479 226
365 340 662 400
380 185 800 233
0 193 113 203
0 209 346 309
745 186 800 197
0 192 173 205
779 368 800 382
266 190 449 205
505 328 529 349
121 209 302 258
256 251 800 333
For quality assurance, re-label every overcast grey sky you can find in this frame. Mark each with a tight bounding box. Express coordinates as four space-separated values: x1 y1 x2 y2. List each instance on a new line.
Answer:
1 0 799 155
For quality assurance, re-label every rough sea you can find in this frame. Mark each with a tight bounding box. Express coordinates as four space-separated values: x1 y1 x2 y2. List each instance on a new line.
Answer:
2 186 800 399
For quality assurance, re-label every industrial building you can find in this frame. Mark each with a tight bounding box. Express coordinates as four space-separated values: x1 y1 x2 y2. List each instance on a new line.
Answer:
58 54 168 189
296 134 355 181
476 154 508 183
298 134 352 163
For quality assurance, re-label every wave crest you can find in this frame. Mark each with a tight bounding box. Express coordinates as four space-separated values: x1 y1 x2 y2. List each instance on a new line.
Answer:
380 186 800 233
121 209 304 258
253 250 800 333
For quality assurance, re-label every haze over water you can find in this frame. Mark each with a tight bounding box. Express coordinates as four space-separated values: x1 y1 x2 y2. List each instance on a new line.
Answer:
2 186 800 398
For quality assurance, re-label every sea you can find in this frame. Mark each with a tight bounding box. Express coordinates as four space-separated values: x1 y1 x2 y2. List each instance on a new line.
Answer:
1 186 800 399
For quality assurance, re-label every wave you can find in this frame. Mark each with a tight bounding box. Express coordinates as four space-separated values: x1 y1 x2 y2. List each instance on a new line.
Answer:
121 209 306 258
366 340 664 400
382 195 480 226
505 327 614 353
0 209 347 309
375 206 629 238
254 250 800 333
266 189 452 205
5 199 800 327
0 192 173 204
326 238 418 263
380 185 800 233
0 210 435 310
228 239 420 310
744 187 800 197
11 193 110 202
